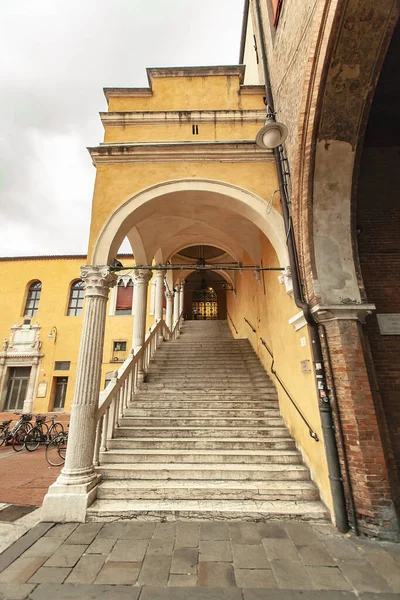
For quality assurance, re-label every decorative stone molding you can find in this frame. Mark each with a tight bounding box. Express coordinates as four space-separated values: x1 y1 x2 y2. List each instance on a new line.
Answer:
100 110 267 128
278 267 293 296
88 142 273 165
289 303 376 331
81 266 117 298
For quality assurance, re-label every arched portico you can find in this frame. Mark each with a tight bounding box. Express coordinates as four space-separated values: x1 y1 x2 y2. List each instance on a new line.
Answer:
91 179 288 269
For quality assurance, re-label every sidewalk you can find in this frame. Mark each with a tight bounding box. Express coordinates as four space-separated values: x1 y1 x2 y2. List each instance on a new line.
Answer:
0 412 68 506
0 519 399 599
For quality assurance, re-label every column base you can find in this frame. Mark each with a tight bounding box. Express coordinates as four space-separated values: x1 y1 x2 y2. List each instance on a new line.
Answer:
22 398 34 413
41 475 100 523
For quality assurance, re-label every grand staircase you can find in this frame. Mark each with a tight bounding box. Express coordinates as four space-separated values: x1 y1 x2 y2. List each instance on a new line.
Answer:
87 320 328 521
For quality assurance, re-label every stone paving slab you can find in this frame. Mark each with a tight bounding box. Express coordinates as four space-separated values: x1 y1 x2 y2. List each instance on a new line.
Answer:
0 519 399 598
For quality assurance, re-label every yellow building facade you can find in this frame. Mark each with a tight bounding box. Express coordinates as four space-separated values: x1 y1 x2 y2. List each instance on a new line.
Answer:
2 66 339 524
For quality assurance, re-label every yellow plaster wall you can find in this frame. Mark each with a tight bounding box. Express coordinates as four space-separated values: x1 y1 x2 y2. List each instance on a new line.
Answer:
0 257 154 414
104 122 263 144
107 76 265 112
226 237 333 513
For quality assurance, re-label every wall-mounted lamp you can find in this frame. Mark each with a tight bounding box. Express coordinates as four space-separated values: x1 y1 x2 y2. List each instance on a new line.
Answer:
256 107 288 149
48 326 58 343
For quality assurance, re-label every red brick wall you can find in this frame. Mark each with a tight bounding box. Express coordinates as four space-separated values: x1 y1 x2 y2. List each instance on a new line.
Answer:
357 145 400 485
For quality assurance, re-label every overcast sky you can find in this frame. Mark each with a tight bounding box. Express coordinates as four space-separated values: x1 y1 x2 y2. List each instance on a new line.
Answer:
0 0 245 257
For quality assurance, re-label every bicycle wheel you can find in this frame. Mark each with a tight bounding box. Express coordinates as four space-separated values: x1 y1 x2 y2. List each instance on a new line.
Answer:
48 422 64 440
25 427 42 452
12 426 30 452
0 429 8 447
46 435 67 466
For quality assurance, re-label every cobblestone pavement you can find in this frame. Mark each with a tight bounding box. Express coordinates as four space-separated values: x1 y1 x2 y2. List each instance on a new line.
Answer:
0 520 399 599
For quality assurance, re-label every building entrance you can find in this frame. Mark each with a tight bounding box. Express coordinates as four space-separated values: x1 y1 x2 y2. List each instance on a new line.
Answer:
5 367 31 411
192 288 218 320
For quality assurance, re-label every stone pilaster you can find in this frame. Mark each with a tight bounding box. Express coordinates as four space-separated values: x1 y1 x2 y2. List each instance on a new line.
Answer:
154 269 167 322
42 265 116 522
23 357 40 413
165 291 174 331
179 281 185 316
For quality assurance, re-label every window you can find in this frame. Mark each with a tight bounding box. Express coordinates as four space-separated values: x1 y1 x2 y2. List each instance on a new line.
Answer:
54 361 71 371
115 279 133 315
192 124 199 135
113 341 127 352
24 281 42 317
67 280 85 316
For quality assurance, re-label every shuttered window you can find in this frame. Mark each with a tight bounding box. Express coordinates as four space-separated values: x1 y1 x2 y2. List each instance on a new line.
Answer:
116 280 133 314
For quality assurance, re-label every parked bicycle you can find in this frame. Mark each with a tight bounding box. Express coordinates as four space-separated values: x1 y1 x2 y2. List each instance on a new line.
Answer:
25 414 64 452
46 428 68 466
0 413 33 452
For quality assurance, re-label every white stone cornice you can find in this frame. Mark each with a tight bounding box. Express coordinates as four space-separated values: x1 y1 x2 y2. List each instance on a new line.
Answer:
146 65 245 85
88 142 273 165
100 110 267 128
289 303 376 331
104 87 152 101
240 85 265 95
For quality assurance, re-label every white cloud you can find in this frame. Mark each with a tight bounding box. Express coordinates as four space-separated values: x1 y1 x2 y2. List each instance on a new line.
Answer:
0 0 244 256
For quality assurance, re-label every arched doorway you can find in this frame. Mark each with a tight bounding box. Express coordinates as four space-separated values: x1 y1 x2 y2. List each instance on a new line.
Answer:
192 286 218 320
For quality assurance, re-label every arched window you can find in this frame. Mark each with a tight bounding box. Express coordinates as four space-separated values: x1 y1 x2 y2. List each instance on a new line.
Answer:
24 281 42 317
67 280 85 316
115 279 133 315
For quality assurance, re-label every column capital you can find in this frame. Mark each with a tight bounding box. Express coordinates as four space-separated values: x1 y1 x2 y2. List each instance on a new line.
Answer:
179 280 186 291
155 268 167 278
81 266 117 299
133 269 152 285
165 290 174 300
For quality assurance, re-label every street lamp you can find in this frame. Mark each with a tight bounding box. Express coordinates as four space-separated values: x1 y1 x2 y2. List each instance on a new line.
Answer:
48 326 57 343
256 107 288 149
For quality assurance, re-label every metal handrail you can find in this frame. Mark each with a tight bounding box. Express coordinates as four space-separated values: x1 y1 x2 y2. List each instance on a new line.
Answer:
244 317 256 333
227 312 238 335
259 336 319 442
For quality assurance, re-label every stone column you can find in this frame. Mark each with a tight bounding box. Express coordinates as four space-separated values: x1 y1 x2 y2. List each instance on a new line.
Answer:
23 357 40 413
154 269 166 323
179 281 185 316
42 266 116 522
173 289 180 325
165 290 174 331
132 269 152 380
0 358 7 412
149 280 156 316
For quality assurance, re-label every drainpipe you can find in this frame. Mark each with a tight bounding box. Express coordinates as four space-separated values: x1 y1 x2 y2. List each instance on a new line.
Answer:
254 0 349 533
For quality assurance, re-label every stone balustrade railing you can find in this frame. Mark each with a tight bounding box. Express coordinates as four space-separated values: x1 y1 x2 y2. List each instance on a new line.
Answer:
93 313 183 465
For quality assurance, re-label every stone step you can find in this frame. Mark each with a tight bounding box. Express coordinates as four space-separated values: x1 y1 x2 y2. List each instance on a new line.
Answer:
140 384 272 391
107 437 296 450
99 448 301 464
118 416 284 427
116 426 290 438
87 499 328 522
129 401 280 410
96 479 319 501
96 462 311 481
145 375 268 382
136 390 277 398
125 408 281 418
